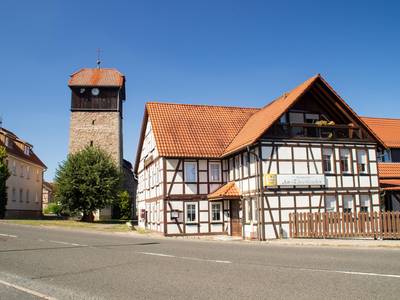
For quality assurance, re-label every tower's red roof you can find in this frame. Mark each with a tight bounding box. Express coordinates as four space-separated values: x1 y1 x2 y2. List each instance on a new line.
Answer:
68 68 124 87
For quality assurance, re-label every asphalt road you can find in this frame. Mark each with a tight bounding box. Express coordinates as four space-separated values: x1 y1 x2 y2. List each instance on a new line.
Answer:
0 224 400 300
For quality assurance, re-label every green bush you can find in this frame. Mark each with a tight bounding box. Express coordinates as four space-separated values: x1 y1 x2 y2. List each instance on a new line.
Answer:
44 202 63 215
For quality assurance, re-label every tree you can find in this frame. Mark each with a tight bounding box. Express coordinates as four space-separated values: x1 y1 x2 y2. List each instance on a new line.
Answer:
54 146 121 222
118 190 131 220
0 146 10 219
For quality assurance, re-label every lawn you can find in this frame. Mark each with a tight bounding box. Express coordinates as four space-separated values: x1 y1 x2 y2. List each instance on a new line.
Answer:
2 219 133 232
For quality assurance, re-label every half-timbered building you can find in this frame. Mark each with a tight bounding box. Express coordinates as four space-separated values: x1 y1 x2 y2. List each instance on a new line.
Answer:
134 75 384 239
362 117 400 211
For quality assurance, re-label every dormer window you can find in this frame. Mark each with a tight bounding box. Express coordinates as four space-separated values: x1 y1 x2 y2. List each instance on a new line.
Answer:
24 145 30 156
5 137 10 147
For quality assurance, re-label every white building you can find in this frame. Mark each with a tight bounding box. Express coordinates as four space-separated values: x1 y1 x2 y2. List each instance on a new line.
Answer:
1 127 46 218
134 75 384 239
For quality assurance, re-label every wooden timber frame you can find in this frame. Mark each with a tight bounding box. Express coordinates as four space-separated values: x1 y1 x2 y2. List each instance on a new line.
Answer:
227 138 381 240
135 75 386 239
161 157 231 236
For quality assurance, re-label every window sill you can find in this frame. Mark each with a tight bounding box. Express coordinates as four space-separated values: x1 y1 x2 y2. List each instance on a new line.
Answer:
186 222 198 225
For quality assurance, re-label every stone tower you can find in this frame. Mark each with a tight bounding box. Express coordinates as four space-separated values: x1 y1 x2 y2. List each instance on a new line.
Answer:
68 68 125 168
68 68 127 219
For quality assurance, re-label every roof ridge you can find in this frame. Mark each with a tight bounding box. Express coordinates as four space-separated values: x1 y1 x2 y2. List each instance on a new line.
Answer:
146 101 260 111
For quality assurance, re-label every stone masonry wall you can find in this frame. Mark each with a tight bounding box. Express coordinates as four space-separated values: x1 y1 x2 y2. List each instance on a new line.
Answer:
69 111 122 168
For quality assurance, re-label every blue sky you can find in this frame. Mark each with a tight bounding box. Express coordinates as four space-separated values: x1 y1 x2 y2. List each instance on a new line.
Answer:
0 0 399 180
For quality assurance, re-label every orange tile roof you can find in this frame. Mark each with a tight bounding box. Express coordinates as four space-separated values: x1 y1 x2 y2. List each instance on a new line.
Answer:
222 75 319 156
146 102 258 157
208 182 241 200
0 128 46 169
68 68 124 87
135 75 384 170
378 163 400 179
361 117 400 148
380 179 400 186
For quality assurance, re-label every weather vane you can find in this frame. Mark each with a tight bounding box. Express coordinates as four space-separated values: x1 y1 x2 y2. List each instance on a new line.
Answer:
96 48 101 69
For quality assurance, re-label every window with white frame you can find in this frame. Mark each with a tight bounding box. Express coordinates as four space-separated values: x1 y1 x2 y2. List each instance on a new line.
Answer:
251 198 258 222
229 158 234 180
211 202 222 222
245 199 251 222
209 162 221 182
26 190 30 203
185 202 198 223
234 155 241 179
26 166 30 179
243 152 249 177
24 145 30 156
184 162 197 182
343 195 353 213
357 149 368 174
339 149 351 174
325 195 336 212
156 203 160 222
20 165 24 177
378 149 391 162
322 148 333 173
360 195 370 212
249 153 256 176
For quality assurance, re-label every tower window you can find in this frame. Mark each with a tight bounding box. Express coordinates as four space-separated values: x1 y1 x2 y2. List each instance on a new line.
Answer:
90 141 93 147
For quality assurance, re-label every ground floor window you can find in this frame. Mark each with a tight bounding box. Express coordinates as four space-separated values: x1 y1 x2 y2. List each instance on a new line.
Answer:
251 198 258 221
186 202 198 223
343 195 353 213
245 198 258 222
245 199 251 222
211 202 222 222
360 195 370 212
325 195 336 212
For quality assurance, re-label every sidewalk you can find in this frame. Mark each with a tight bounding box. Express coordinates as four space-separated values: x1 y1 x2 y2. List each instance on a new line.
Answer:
128 230 400 249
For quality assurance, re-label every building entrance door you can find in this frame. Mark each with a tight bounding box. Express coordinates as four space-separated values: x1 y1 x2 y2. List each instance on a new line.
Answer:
230 200 242 237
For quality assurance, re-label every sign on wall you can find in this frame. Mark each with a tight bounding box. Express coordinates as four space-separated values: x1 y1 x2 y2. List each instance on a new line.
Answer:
263 174 325 187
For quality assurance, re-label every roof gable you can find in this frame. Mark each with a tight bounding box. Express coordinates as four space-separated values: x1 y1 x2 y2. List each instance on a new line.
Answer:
222 75 385 156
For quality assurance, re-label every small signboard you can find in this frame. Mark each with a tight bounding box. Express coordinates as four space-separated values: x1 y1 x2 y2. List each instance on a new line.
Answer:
263 173 277 187
263 174 325 187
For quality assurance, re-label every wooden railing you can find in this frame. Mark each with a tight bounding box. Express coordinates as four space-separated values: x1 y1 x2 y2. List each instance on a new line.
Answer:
268 123 362 140
289 212 400 239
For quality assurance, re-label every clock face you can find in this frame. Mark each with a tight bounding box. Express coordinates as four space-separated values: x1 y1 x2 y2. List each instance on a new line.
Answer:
91 88 100 96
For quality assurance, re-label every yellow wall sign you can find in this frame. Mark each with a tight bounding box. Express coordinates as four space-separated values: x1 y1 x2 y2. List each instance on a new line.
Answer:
263 173 277 187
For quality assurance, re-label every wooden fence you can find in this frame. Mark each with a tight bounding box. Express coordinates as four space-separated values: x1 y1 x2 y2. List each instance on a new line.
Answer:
289 211 400 239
